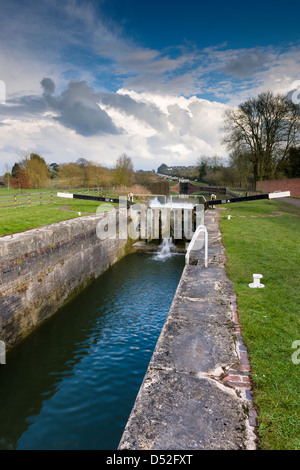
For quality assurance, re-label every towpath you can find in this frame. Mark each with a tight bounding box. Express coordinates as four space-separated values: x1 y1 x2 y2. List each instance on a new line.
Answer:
276 197 300 207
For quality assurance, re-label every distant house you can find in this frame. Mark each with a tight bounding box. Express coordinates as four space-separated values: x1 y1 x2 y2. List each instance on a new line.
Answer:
167 165 196 171
0 177 5 188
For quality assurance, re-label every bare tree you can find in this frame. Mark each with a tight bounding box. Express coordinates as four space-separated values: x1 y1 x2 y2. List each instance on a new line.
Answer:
222 92 300 182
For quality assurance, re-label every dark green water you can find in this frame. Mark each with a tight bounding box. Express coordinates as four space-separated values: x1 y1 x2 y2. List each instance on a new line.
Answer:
0 252 184 450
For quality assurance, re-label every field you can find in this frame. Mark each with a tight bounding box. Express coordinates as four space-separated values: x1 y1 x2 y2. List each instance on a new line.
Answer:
0 188 117 236
219 199 300 450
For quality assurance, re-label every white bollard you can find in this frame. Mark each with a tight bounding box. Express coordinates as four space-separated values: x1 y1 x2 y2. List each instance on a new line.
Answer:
228 215 231 220
249 273 265 288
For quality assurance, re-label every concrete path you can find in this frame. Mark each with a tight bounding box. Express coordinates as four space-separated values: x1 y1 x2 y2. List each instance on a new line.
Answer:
118 210 258 450
276 197 300 207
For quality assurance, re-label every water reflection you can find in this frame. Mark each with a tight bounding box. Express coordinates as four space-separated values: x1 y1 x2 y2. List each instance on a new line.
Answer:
0 253 184 450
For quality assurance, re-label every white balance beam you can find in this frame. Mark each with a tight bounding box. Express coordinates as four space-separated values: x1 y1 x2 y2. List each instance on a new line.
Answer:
268 191 290 199
57 192 74 199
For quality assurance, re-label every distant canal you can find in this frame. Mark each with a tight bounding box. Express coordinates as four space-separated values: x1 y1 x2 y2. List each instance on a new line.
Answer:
0 252 184 450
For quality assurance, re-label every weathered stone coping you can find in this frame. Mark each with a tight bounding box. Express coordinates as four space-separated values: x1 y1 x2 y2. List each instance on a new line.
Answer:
118 210 257 450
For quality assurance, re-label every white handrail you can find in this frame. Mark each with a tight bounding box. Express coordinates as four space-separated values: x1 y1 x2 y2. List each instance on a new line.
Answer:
185 224 208 268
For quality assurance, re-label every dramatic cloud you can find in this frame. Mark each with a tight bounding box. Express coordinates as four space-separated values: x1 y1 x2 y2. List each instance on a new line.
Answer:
99 91 169 133
0 81 228 171
47 80 121 136
41 78 56 95
0 0 299 173
0 79 122 137
0 95 46 118
223 52 269 79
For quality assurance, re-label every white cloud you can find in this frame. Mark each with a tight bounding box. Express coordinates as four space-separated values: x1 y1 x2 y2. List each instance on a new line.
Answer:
0 1 299 174
0 85 229 172
98 89 228 167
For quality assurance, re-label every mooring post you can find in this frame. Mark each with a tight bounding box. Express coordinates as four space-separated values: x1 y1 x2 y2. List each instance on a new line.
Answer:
249 273 265 288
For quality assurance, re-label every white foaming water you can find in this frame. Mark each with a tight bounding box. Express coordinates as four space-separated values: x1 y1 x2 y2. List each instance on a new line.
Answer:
153 238 175 260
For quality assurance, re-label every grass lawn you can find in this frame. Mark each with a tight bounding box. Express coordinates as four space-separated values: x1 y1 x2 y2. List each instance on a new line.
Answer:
0 205 78 236
0 187 53 196
219 199 300 450
1 191 299 449
189 181 209 186
0 197 117 237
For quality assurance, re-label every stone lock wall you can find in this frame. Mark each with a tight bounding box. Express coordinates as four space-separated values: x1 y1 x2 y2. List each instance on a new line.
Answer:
0 213 130 350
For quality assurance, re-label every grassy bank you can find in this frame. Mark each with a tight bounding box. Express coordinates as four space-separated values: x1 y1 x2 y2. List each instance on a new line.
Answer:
0 197 118 237
219 199 300 450
0 187 53 196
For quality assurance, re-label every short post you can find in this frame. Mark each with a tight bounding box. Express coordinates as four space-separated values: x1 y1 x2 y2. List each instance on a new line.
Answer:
249 274 265 288
0 340 6 365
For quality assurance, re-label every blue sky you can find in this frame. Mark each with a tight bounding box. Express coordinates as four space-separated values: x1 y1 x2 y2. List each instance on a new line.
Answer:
100 0 300 50
0 0 299 173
